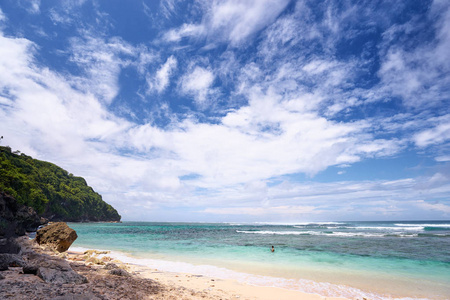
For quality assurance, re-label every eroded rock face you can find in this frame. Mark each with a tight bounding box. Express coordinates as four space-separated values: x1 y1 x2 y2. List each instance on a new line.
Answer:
36 222 78 253
0 192 47 253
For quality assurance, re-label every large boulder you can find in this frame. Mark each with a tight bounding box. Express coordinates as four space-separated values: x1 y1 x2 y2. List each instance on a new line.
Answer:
36 222 77 252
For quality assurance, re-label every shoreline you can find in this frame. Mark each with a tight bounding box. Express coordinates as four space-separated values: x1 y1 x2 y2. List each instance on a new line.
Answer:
1 236 347 300
68 246 349 300
68 246 389 300
70 246 435 300
3 237 444 299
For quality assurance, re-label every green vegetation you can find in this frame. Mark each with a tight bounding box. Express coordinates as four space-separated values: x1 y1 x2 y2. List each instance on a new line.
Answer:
0 146 121 222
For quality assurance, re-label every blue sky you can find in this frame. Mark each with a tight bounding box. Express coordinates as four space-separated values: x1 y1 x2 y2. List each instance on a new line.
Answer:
0 0 449 222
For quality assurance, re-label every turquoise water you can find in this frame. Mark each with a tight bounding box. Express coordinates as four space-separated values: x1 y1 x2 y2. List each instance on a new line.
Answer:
69 221 450 299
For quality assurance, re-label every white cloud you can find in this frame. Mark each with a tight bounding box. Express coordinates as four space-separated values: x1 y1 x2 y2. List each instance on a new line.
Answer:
200 205 318 216
147 55 177 93
123 84 405 192
163 0 290 47
414 117 450 147
182 174 450 221
180 66 215 104
68 35 136 104
208 0 290 46
49 9 71 24
378 3 450 108
163 23 205 42
302 60 336 75
415 200 450 214
134 46 157 75
0 8 7 23
435 155 450 162
159 0 177 19
28 0 41 14
48 0 87 25
0 35 35 79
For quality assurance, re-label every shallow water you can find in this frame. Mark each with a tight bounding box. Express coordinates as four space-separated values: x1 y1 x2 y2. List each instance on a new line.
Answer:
69 221 450 299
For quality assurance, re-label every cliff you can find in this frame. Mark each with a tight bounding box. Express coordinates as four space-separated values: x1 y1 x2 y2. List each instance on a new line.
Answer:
0 146 121 222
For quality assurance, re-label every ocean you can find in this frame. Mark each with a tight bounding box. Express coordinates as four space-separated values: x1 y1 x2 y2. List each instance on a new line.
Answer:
68 221 450 299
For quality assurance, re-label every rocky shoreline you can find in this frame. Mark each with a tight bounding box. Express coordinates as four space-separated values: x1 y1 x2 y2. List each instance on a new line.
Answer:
0 236 227 300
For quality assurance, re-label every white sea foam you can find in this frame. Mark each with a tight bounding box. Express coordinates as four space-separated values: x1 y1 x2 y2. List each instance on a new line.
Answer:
70 246 426 300
355 226 425 231
235 230 419 238
236 230 311 235
294 225 426 231
292 222 346 226
395 223 450 228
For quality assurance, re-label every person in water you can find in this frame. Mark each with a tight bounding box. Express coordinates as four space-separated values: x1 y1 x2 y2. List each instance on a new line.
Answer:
271 245 275 252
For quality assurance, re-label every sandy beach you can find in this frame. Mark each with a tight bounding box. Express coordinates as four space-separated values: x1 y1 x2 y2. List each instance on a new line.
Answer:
0 237 347 300
118 258 347 300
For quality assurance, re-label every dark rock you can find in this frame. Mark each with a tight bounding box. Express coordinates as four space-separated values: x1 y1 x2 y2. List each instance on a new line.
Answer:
27 252 72 271
19 239 88 284
36 222 77 252
108 268 130 277
22 263 39 274
0 253 24 270
0 273 4 280
0 238 21 254
103 262 119 270
16 205 45 233
37 266 88 284
0 192 47 253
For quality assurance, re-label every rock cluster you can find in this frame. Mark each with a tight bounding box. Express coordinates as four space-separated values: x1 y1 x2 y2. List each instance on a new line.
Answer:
0 238 164 300
0 195 85 286
0 236 88 285
35 222 78 253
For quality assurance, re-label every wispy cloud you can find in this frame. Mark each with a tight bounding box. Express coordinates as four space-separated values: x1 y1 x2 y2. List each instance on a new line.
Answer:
47 0 87 25
68 34 136 104
378 1 450 108
183 174 450 221
28 0 41 14
414 116 450 147
163 0 290 47
163 23 205 42
180 66 215 104
159 0 177 19
200 205 318 216
147 55 177 93
415 200 450 214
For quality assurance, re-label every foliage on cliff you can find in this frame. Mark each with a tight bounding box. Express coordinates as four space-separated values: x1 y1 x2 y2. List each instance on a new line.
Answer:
0 146 121 222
